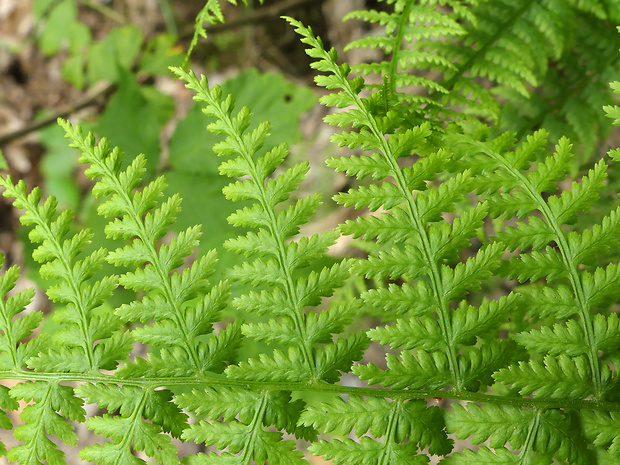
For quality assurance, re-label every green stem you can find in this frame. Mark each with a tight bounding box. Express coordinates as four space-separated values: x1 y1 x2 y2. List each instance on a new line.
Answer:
517 408 542 465
241 391 269 465
3 370 618 413
377 399 400 465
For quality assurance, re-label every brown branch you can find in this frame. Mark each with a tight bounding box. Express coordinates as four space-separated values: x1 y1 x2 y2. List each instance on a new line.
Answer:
0 0 323 147
0 82 117 147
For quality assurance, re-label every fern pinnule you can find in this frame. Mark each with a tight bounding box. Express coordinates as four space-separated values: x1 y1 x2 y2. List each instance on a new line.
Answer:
183 0 265 67
0 261 40 371
446 405 594 465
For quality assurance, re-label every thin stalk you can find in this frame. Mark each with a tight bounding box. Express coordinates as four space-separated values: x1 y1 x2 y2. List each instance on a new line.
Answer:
4 370 618 413
241 391 269 465
517 408 542 465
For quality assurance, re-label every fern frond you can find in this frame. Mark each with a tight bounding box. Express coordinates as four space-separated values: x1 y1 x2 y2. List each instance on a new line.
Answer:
9 381 84 465
450 131 618 402
0 176 126 373
288 15 510 397
303 395 450 464
171 66 364 380
61 120 240 379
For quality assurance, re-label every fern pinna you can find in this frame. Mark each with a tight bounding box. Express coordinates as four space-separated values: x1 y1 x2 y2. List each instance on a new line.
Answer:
444 121 620 463
170 65 368 463
0 0 619 464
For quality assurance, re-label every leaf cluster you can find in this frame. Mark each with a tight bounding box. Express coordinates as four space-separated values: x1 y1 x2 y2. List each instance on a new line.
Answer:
0 1 619 464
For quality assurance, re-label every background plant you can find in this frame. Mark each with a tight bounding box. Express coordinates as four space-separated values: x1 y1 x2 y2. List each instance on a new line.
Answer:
0 0 619 464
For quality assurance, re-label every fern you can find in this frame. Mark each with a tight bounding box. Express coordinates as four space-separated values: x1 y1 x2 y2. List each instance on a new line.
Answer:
0 1 619 464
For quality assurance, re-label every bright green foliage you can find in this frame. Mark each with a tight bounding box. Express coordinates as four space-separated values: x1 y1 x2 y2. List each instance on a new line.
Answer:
343 0 620 157
33 0 182 88
0 176 128 375
1 1 620 464
169 64 366 463
10 381 84 465
183 0 264 67
61 119 241 380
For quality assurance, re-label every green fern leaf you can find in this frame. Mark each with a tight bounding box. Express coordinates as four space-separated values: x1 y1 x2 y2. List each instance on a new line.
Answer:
447 403 533 449
582 410 620 455
310 437 426 465
9 381 84 465
452 295 518 345
441 446 519 464
368 316 445 352
494 355 595 399
354 350 451 389
514 320 586 357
